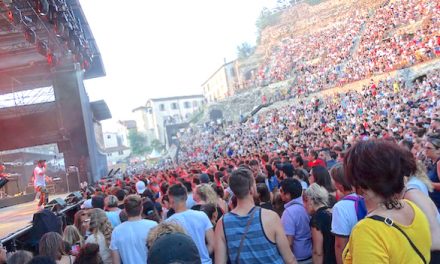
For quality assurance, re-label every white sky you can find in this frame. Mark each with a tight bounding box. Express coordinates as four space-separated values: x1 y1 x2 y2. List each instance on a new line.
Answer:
80 0 278 131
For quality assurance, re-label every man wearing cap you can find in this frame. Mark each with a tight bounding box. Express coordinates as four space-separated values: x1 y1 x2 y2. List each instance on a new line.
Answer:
34 160 51 209
136 180 146 195
199 173 211 184
148 223 201 264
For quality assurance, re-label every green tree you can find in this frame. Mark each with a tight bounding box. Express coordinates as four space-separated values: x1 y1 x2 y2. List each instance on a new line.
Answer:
150 139 165 152
305 0 323 5
128 130 151 156
255 8 280 32
237 42 255 59
255 8 281 44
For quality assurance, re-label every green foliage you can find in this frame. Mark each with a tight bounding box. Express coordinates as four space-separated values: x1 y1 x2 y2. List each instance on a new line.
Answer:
237 42 255 59
305 0 323 6
150 139 165 152
189 109 204 124
255 8 280 33
255 8 281 45
128 130 151 156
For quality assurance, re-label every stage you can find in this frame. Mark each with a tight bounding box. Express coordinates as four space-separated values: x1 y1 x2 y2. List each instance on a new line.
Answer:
0 193 68 241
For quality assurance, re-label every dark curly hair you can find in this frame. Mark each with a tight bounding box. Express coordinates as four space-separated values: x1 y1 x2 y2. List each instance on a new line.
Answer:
73 243 103 264
344 139 417 209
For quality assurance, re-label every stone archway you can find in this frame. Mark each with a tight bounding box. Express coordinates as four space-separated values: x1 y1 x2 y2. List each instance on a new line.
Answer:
209 109 223 121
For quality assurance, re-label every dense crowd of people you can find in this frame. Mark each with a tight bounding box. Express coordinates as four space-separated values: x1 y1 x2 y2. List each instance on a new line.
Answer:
0 69 438 263
0 0 440 263
242 0 439 95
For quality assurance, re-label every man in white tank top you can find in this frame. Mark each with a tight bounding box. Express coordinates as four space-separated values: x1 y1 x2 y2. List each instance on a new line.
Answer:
34 160 50 209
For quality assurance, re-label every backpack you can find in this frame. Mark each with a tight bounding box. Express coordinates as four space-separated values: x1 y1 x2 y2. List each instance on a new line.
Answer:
342 195 367 221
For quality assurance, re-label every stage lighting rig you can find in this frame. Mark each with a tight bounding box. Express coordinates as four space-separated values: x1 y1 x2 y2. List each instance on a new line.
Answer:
54 13 73 39
46 3 57 23
81 54 91 70
47 52 58 66
24 26 36 44
35 0 49 16
36 40 49 56
68 33 83 54
7 6 22 24
4 0 97 73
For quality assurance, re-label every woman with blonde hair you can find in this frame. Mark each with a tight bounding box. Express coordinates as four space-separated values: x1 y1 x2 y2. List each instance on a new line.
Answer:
62 225 84 256
147 222 186 247
406 161 434 195
191 183 224 221
193 184 218 206
303 183 336 264
147 222 201 264
73 210 90 238
85 208 112 264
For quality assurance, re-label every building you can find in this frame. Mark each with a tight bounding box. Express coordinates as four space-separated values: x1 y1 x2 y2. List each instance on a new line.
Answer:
132 95 205 145
132 106 154 143
103 131 131 166
202 60 240 102
119 120 137 131
116 120 136 146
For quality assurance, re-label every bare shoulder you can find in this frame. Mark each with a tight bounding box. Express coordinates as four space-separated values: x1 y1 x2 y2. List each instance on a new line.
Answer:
405 191 438 218
260 208 280 243
261 207 281 222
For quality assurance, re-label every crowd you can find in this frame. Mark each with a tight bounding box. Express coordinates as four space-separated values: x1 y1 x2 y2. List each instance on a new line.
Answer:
0 0 439 263
0 67 438 264
243 0 440 95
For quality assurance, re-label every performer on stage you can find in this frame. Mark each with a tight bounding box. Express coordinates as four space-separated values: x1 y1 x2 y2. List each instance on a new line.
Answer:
34 160 51 209
0 163 5 177
0 163 8 199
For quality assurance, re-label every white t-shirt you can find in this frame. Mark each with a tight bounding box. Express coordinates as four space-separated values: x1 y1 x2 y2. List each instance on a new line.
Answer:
406 177 440 223
105 210 122 228
407 177 429 196
186 193 196 209
110 219 157 264
331 194 359 237
166 209 213 264
86 231 112 264
33 166 46 187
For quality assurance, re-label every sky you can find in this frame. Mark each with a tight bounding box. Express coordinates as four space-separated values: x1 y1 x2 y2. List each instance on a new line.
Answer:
80 0 278 131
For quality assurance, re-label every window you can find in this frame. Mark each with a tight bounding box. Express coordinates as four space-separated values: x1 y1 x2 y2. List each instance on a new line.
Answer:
171 102 178 110
193 101 198 107
159 104 165 111
184 101 191 109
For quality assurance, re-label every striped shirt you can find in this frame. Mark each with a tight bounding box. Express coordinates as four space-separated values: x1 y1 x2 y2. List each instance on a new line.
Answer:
223 206 284 264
